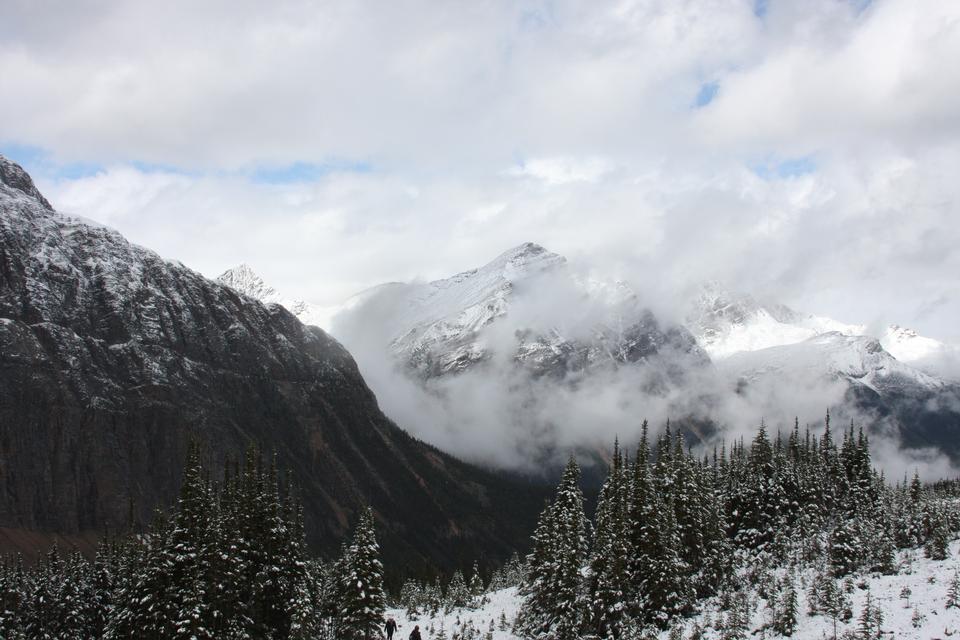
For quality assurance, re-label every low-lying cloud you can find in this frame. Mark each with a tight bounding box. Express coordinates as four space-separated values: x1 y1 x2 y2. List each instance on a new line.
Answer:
332 274 959 482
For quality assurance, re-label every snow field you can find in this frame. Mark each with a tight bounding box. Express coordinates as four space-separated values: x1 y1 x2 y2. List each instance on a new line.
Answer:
387 541 960 640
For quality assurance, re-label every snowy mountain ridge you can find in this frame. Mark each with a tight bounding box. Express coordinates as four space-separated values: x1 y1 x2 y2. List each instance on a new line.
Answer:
719 331 945 395
217 245 959 467
217 263 279 302
383 242 568 372
333 242 706 380
220 256 955 385
216 263 336 329
688 281 957 380
689 281 865 359
882 324 960 380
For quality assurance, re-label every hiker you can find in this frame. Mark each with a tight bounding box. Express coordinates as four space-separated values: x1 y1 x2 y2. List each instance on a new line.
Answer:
409 624 422 640
385 617 398 640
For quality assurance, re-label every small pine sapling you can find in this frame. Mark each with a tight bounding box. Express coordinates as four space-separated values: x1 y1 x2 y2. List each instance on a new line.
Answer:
911 605 926 628
947 571 960 610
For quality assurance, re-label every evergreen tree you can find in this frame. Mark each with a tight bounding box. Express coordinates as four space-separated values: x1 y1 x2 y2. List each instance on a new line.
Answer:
517 457 588 640
337 508 386 640
588 440 632 639
772 578 798 637
925 509 950 560
819 578 849 640
911 605 925 628
856 590 882 640
829 519 859 577
468 562 485 602
720 590 750 640
947 570 960 610
445 570 470 611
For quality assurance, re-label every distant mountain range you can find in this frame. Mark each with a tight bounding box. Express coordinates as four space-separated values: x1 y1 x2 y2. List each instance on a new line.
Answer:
220 244 960 468
686 281 959 381
0 155 547 574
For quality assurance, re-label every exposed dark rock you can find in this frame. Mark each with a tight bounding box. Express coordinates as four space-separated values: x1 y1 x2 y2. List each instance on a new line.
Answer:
0 156 546 578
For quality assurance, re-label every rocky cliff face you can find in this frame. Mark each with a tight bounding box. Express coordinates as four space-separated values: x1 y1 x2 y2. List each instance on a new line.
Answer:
0 155 544 574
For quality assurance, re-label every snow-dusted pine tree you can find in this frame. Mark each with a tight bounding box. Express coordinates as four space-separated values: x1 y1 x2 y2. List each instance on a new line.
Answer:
517 456 588 639
445 570 470 612
947 570 960 609
337 507 387 640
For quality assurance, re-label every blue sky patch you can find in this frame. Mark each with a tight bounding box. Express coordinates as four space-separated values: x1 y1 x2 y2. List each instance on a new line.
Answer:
130 160 200 177
0 143 371 185
694 81 719 108
0 143 104 180
750 155 817 180
250 160 373 184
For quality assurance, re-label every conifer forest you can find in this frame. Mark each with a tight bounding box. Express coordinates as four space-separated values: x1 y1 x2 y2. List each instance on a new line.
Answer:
0 415 957 639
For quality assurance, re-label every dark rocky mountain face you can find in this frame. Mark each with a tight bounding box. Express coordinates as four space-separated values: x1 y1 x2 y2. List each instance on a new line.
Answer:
0 156 546 577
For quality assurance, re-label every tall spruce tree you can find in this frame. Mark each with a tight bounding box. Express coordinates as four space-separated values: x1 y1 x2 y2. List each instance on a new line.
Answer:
518 456 588 640
588 440 632 639
337 507 386 640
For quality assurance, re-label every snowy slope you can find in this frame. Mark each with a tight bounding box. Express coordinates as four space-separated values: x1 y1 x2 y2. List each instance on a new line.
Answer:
388 542 960 640
217 263 339 329
688 282 866 360
719 332 945 394
882 325 960 381
688 281 958 383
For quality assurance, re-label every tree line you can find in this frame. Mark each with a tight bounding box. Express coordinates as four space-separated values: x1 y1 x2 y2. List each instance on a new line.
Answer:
516 415 960 639
0 445 388 640
0 415 957 639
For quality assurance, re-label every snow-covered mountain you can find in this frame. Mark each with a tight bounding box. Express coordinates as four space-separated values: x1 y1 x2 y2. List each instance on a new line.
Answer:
688 282 867 359
690 284 960 459
318 242 717 474
323 253 960 469
881 324 960 380
336 242 707 381
688 281 945 393
687 282 958 381
214 246 958 468
719 332 944 395
216 263 336 329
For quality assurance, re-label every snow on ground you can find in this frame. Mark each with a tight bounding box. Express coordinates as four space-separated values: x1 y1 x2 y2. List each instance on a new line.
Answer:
386 587 522 640
387 541 960 640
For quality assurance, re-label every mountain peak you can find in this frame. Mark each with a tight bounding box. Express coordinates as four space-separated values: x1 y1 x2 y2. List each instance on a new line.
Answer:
217 263 278 302
216 264 336 328
498 241 550 259
0 155 53 211
484 242 566 276
512 241 548 255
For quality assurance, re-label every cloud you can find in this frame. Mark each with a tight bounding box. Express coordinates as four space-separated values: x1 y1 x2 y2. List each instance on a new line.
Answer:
1 0 959 476
693 0 960 155
333 278 958 481
508 156 614 185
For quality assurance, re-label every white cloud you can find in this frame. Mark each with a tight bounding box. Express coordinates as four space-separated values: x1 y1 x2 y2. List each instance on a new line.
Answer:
693 0 960 153
508 156 614 185
1 0 958 343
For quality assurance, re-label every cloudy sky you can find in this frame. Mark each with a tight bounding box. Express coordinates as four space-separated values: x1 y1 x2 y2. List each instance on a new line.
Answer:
2 0 959 340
